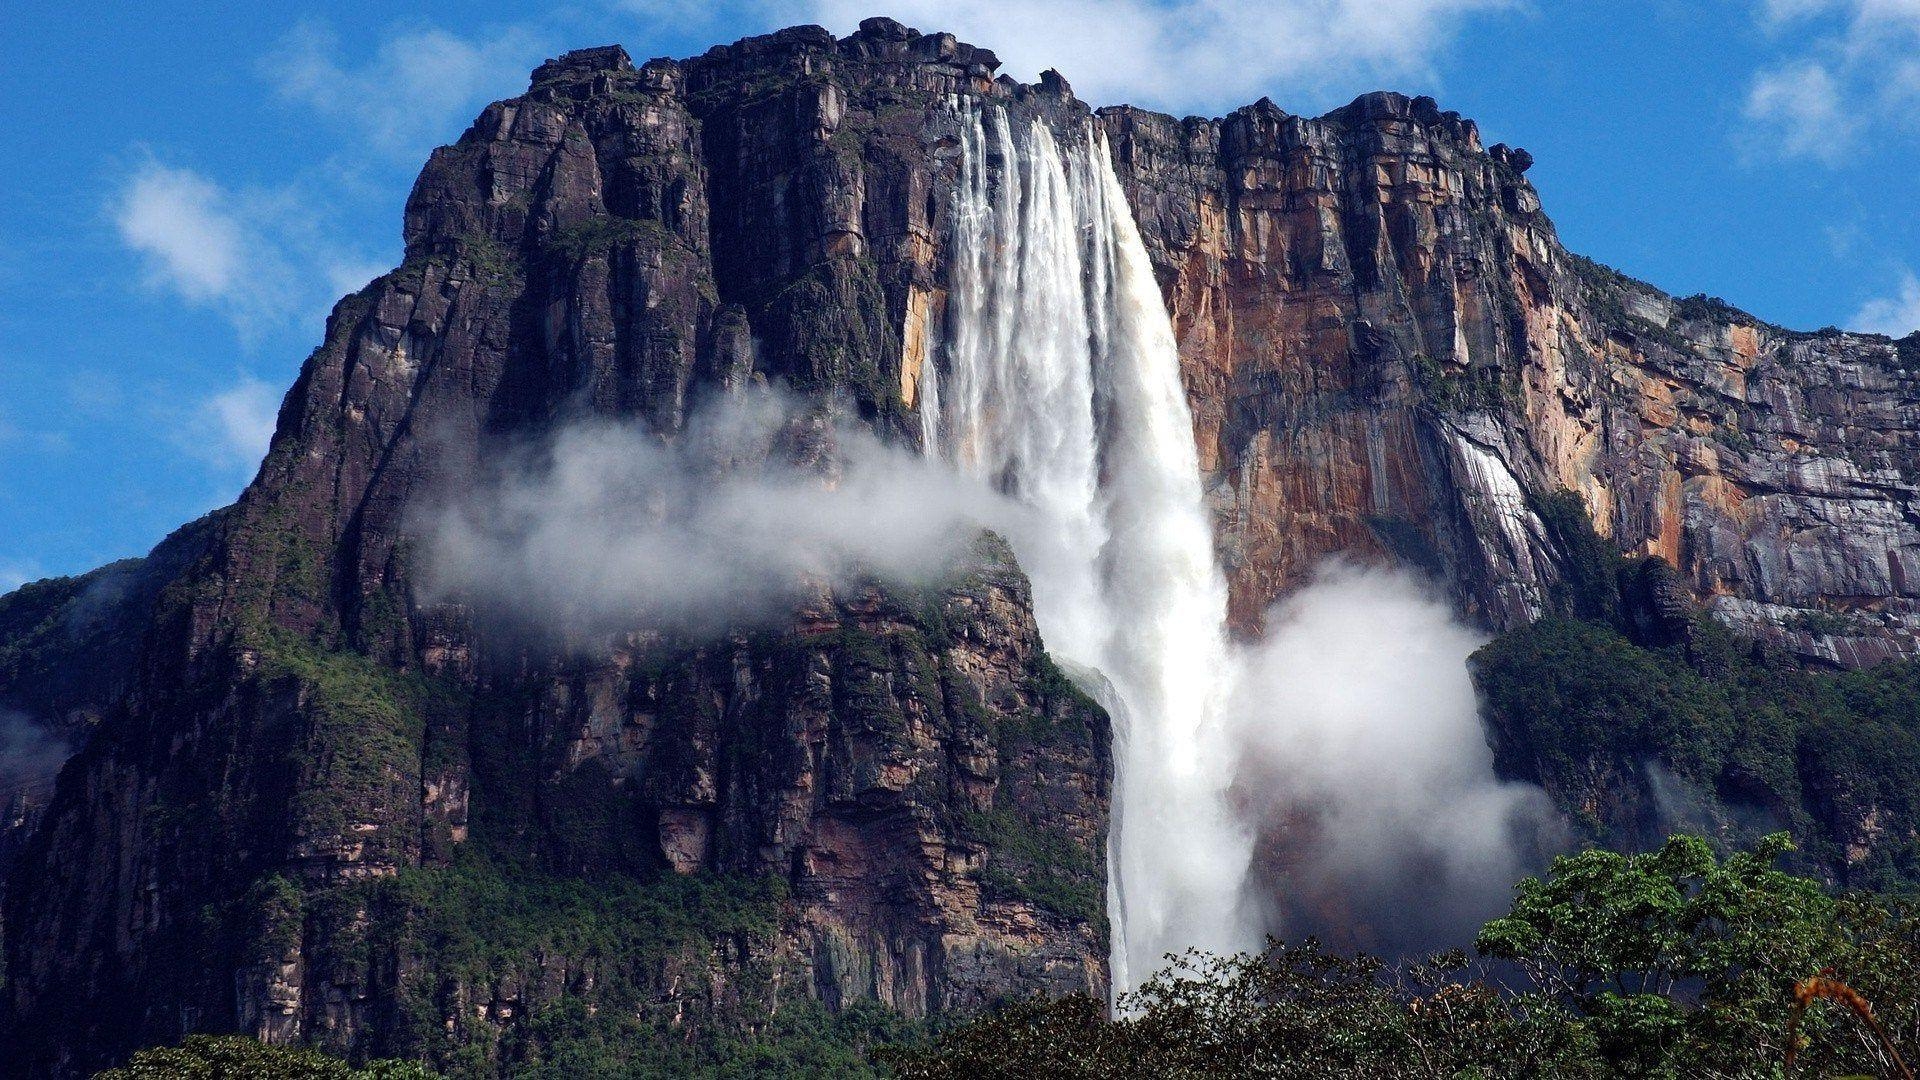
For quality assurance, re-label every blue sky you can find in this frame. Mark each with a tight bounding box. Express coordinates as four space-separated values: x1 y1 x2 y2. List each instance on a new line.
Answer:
3 0 1917 587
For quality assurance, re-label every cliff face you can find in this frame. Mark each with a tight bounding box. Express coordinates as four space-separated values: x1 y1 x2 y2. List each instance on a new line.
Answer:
3 16 1919 1076
1102 96 1920 662
4 530 1109 1077
0 25 1115 1078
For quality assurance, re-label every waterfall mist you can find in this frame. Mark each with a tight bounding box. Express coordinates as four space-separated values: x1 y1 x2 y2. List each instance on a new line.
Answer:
0 709 69 804
1226 565 1559 959
935 101 1551 990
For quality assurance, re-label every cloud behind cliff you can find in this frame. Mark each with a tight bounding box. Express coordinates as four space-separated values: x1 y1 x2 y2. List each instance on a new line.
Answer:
0 562 38 595
0 710 71 800
627 0 1516 113
192 376 281 475
418 391 1015 638
262 20 549 160
1854 269 1920 336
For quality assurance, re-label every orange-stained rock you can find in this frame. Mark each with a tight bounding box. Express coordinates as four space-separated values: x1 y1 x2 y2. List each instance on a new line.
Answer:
1101 94 1920 658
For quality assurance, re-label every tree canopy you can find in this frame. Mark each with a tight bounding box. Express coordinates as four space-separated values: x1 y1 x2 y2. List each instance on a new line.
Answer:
892 834 1920 1079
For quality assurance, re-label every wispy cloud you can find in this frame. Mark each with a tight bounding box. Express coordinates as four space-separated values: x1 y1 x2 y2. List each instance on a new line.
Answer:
1743 62 1855 162
198 377 281 473
0 405 71 456
0 560 40 593
114 164 245 303
1744 0 1920 162
637 0 1517 113
111 18 536 343
1853 269 1920 335
136 374 281 498
0 708 72 797
420 388 1013 639
110 159 383 343
1759 0 1846 21
262 21 546 159
63 371 125 421
101 18 540 506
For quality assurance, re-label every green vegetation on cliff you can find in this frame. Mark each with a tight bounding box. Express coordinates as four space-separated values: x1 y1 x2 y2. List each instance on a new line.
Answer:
124 834 1920 1078
1475 614 1920 882
146 566 1101 1079
1474 492 1920 886
287 853 910 1078
98 1035 435 1079
0 572 97 697
254 629 465 843
961 806 1103 928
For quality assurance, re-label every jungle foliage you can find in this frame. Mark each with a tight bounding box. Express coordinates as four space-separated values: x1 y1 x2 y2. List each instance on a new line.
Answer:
891 835 1920 1079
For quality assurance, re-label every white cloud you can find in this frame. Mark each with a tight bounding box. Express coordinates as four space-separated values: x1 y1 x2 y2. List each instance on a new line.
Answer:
1744 0 1920 161
0 560 40 593
154 374 280 482
420 389 1017 638
1743 62 1854 161
263 21 546 158
114 164 245 303
110 20 525 343
1760 0 1840 22
199 377 281 472
645 0 1516 112
1853 269 1920 335
1761 0 1920 37
110 160 387 343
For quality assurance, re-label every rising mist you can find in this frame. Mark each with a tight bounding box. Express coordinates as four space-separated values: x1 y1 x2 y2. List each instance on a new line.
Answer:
1226 564 1560 959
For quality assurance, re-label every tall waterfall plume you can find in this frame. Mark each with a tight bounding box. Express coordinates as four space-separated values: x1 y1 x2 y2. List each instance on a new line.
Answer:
933 101 1257 994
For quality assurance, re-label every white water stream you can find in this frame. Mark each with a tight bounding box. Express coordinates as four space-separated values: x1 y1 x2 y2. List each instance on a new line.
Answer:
931 101 1258 994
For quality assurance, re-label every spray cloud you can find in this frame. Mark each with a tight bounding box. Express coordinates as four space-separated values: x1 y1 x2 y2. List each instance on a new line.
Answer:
1225 564 1559 957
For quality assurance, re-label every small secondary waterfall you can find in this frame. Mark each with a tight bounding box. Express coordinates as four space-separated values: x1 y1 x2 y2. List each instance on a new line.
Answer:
934 101 1257 995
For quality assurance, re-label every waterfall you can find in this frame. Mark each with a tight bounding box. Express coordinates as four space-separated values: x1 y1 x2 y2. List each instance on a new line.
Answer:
938 101 1257 994
917 342 941 456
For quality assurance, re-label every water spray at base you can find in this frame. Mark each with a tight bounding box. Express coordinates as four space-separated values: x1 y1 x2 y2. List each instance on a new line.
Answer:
934 100 1551 994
